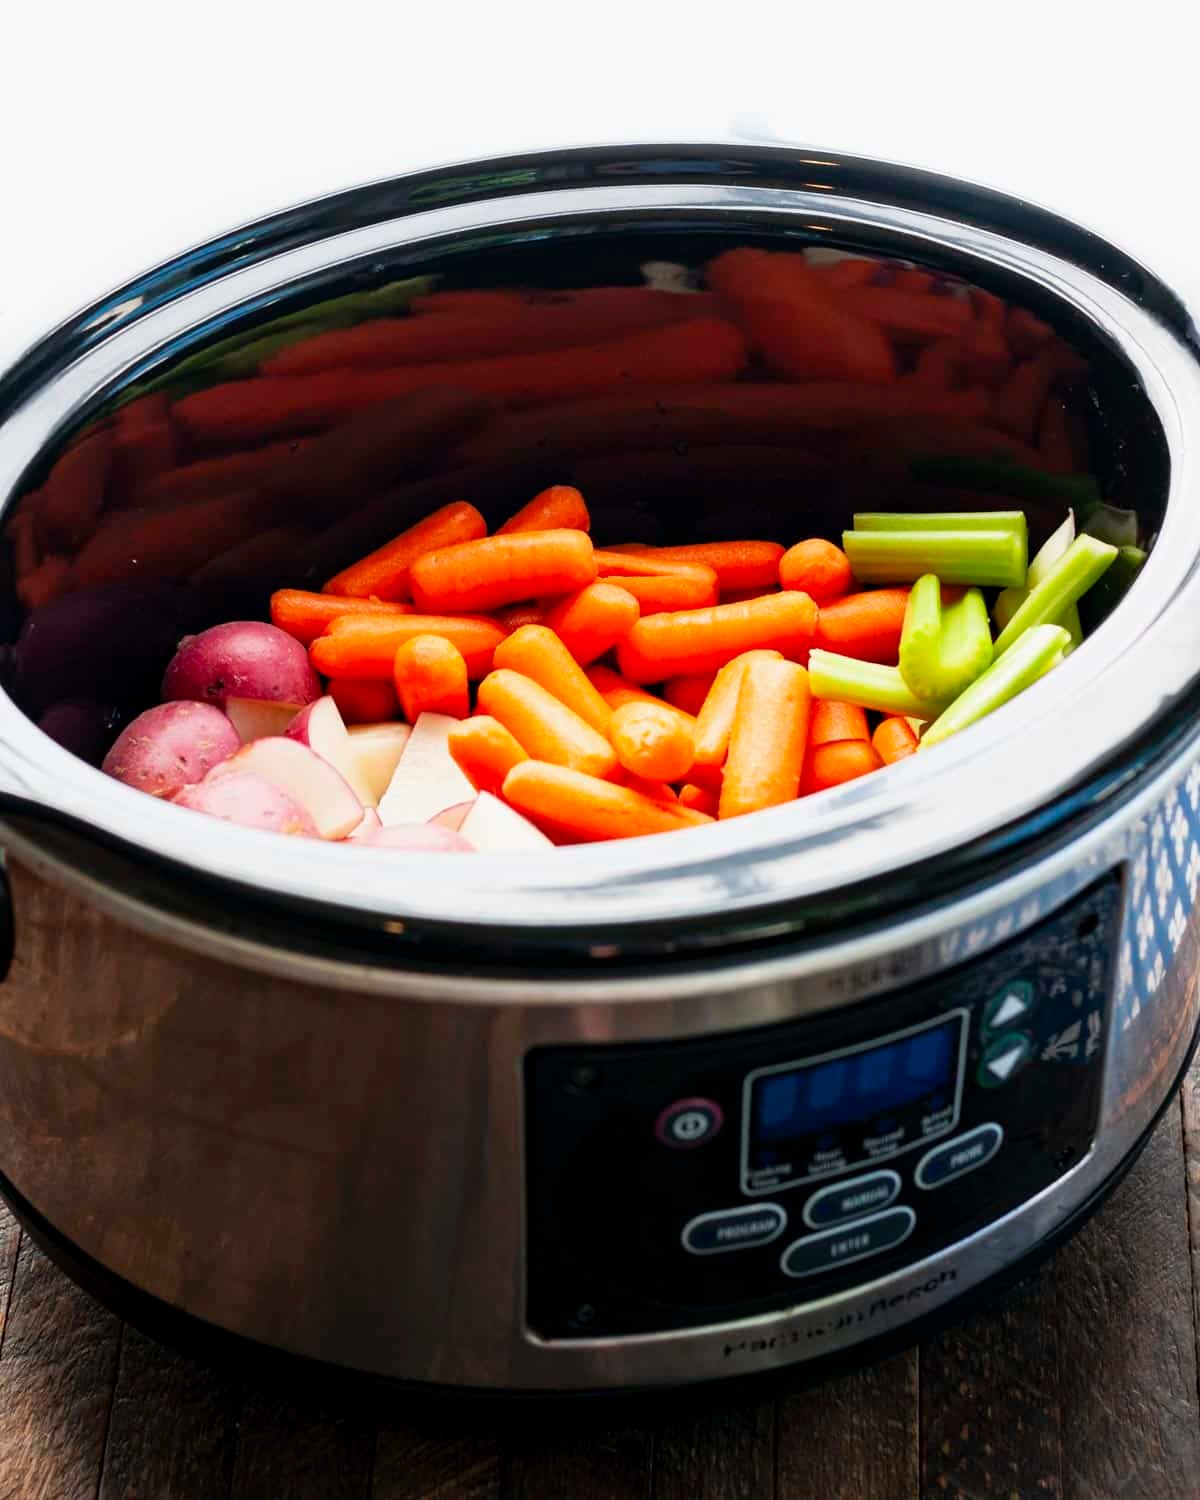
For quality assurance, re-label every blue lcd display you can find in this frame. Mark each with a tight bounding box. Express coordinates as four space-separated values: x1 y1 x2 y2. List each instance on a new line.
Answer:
755 1020 958 1143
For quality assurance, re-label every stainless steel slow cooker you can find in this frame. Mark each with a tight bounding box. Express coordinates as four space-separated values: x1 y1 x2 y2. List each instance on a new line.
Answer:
0 144 1197 1393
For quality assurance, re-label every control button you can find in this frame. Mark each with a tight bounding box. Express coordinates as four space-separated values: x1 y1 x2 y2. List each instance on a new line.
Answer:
984 979 1036 1033
655 1098 724 1149
780 1207 916 1279
915 1123 1004 1189
682 1203 787 1255
978 1032 1033 1088
804 1170 901 1229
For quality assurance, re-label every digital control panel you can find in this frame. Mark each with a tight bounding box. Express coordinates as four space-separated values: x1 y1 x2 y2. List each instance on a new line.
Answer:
743 1011 968 1191
525 873 1122 1340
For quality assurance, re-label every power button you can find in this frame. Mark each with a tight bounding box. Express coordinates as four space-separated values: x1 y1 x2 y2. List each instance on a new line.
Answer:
655 1098 724 1149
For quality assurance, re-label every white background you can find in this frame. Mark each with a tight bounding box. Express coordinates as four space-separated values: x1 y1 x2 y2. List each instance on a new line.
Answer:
2 2 1194 354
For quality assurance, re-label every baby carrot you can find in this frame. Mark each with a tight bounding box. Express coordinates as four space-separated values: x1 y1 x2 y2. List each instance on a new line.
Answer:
693 650 784 775
873 716 919 765
502 761 712 841
593 550 719 611
609 701 696 784
584 667 698 729
838 285 973 341
477 670 617 778
393 634 470 721
497 484 591 534
806 739 884 791
678 782 720 817
410 529 597 614
271 588 411 646
606 541 785 593
663 673 717 717
812 589 910 664
616 592 818 683
810 700 870 745
493 624 614 734
719 659 811 819
323 500 487 601
311 613 505 679
779 539 854 604
448 715 529 794
610 768 679 802
541 582 640 665
327 677 400 725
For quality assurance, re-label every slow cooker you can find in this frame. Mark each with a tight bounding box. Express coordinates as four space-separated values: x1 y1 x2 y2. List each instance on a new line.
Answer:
0 143 1197 1394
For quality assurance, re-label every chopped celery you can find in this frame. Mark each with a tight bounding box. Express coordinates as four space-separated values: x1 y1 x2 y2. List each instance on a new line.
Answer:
994 510 1075 630
841 527 1027 588
993 534 1117 658
808 651 950 720
1081 503 1139 549
899 576 994 702
853 510 1026 536
909 456 1102 510
920 625 1071 748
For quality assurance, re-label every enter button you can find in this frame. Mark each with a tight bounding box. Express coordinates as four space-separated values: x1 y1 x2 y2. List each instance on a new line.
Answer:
915 1123 1004 1189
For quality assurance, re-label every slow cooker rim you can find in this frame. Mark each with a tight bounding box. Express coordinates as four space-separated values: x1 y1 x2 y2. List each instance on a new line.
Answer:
0 146 1196 937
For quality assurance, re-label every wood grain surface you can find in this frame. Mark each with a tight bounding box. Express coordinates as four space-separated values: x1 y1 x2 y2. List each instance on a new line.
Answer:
0 1075 1197 1499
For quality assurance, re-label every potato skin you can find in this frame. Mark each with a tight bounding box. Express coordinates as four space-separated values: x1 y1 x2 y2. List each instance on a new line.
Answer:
161 621 319 708
101 702 239 798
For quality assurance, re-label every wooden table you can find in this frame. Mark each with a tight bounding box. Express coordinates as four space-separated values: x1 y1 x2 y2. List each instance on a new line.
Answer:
2 1060 1199 1500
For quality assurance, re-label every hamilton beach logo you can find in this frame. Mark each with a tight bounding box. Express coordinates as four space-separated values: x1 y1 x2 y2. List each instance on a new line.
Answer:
721 1269 957 1359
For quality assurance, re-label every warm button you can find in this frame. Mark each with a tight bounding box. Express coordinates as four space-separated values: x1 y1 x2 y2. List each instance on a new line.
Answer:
915 1122 1004 1189
681 1203 787 1255
780 1207 916 1279
655 1098 724 1149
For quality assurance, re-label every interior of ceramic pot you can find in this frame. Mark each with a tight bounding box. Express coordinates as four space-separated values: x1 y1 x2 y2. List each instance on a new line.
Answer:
0 222 1170 770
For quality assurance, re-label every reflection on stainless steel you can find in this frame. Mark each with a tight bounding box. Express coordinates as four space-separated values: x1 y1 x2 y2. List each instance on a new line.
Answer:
0 146 1196 1390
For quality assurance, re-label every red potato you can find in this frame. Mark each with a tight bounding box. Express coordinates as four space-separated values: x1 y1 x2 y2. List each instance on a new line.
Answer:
377 712 476 826
458 791 553 852
344 723 413 804
348 807 383 840
354 824 475 852
162 621 320 709
173 772 318 835
207 737 363 839
101 702 240 799
286 695 382 808
225 697 307 744
429 800 475 831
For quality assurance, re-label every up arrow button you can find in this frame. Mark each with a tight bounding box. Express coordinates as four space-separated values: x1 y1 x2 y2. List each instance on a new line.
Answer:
983 980 1035 1033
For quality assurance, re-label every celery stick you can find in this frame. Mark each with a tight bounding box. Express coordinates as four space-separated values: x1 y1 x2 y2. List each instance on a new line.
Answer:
899 576 994 702
993 534 1117 657
994 510 1075 630
842 528 1027 588
853 510 1026 537
920 625 1071 748
909 456 1102 509
808 651 950 720
1079 544 1147 631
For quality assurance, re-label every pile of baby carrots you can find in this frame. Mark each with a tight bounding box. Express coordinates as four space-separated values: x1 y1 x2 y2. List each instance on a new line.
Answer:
270 483 923 843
